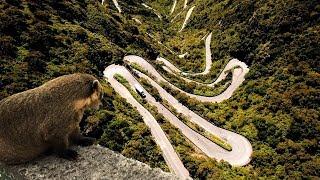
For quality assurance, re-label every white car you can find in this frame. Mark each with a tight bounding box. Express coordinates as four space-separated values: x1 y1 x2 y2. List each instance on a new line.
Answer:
134 84 146 98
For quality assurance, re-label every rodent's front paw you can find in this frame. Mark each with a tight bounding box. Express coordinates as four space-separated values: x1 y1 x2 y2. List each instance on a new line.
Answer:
59 149 79 160
77 137 96 147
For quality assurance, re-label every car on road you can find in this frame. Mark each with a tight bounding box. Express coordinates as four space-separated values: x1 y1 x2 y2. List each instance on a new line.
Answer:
134 83 146 98
131 70 140 78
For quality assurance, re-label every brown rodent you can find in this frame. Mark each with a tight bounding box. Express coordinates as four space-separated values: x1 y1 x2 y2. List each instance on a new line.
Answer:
0 73 104 164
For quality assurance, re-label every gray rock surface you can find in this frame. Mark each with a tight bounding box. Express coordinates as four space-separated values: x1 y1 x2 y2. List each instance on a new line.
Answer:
5 145 178 180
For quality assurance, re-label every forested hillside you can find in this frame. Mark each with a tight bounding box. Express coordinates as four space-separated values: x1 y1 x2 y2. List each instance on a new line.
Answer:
135 0 320 178
0 0 167 172
1 0 319 179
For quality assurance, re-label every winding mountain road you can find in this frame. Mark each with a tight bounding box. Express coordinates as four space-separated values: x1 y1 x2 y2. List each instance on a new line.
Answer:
112 0 121 13
157 32 213 76
125 55 248 103
102 1 252 178
184 0 188 9
170 0 177 15
103 54 252 178
142 3 162 20
104 66 190 179
156 31 249 101
179 6 195 32
102 0 121 13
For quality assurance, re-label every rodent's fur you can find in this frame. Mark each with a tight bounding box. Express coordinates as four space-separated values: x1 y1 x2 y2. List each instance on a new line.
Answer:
0 73 103 164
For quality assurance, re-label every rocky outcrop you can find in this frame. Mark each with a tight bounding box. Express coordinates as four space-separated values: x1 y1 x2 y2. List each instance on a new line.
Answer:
4 146 177 180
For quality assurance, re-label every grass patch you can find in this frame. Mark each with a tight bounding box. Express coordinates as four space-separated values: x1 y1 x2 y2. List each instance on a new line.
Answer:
162 99 232 151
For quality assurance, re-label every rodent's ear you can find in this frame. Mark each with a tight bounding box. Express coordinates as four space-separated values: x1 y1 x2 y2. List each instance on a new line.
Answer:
92 80 100 91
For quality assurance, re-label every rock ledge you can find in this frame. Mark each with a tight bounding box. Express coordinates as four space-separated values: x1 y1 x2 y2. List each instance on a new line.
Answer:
5 145 177 180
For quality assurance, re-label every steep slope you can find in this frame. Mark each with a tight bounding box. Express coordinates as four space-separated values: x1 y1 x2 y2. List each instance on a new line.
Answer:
0 0 159 98
139 0 320 178
0 0 168 173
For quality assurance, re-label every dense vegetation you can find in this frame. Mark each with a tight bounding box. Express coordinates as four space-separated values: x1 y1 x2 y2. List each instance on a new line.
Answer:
142 0 320 178
1 0 319 179
0 165 13 180
0 0 165 170
0 171 10 180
